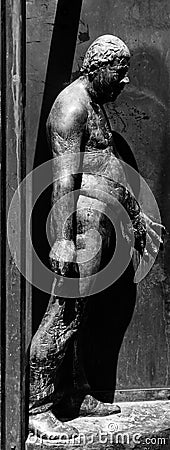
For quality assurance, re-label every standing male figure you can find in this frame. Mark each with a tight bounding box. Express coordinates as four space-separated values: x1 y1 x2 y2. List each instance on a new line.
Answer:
29 35 164 439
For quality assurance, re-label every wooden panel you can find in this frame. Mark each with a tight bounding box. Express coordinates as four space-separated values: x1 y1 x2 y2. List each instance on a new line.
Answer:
1 0 26 448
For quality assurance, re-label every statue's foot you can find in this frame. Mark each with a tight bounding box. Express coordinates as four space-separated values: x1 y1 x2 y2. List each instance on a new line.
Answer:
79 395 121 416
29 411 79 440
55 394 121 419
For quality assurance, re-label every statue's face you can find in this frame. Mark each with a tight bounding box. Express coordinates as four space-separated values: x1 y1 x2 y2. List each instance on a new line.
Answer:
92 57 130 103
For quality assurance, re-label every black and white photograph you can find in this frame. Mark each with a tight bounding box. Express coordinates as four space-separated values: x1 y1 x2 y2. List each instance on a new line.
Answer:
1 0 170 448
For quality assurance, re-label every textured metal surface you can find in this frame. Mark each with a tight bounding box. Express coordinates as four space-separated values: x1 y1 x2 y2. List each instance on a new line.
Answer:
25 0 170 411
72 0 170 393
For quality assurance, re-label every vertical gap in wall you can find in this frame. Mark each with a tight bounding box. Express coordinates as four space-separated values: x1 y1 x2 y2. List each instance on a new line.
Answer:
32 0 83 334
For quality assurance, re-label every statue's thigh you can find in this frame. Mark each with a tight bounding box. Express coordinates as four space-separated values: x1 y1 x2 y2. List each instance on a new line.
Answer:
76 195 113 296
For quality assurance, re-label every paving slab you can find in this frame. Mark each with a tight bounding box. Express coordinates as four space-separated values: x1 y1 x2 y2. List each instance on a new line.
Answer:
26 400 170 449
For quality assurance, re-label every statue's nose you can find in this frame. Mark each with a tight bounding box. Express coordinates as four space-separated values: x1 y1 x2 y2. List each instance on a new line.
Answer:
120 76 129 84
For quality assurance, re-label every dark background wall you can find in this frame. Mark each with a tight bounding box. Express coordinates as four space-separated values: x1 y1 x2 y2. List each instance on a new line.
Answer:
26 0 170 398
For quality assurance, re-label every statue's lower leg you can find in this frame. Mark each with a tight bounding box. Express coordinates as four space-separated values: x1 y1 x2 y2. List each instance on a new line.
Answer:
29 282 88 438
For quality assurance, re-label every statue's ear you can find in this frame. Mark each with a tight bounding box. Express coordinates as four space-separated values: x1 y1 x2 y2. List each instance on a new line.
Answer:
90 63 98 72
88 63 98 81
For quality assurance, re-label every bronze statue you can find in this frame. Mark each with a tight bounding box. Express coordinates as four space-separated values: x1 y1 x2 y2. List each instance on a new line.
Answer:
29 35 164 439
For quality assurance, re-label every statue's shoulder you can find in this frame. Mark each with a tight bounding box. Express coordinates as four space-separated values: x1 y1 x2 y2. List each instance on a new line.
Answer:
47 80 88 137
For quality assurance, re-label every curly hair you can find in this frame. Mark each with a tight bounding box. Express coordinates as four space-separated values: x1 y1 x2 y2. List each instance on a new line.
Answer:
80 34 130 79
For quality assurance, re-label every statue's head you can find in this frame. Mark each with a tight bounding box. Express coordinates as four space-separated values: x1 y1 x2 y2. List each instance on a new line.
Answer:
80 34 130 102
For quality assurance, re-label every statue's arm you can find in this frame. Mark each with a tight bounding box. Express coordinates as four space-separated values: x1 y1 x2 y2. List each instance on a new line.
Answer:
121 186 165 259
88 178 165 259
46 101 87 275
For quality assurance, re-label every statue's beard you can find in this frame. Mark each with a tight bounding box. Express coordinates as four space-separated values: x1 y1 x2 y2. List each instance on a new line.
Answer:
92 74 123 103
95 83 123 104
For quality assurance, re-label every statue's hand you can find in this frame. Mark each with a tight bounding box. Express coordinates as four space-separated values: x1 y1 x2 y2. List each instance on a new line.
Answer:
120 185 166 260
130 212 165 260
49 239 78 277
141 213 166 261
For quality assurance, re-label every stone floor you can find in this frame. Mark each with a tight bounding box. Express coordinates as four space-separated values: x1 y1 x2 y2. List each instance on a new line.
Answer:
26 400 170 449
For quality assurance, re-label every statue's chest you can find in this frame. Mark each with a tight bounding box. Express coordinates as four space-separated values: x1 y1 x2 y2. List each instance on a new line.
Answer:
85 103 113 151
